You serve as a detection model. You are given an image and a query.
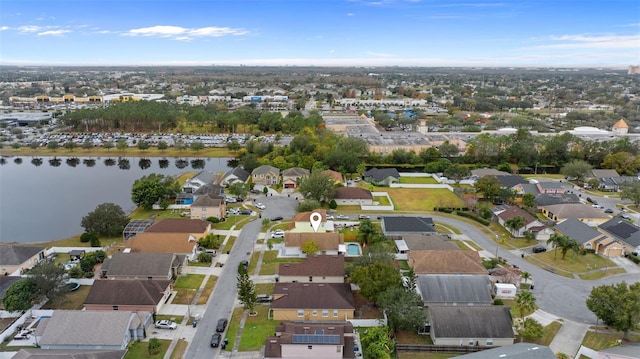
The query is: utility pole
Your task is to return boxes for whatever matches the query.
[495,235,500,259]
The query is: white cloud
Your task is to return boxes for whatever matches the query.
[365,51,395,57]
[18,25,41,33]
[347,12,355,16]
[530,34,640,50]
[37,29,70,36]
[0,26,9,31]
[124,25,248,40]
[329,50,335,54]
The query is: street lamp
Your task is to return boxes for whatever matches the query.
[495,235,500,259]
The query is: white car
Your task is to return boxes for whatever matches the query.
[271,230,285,238]
[155,320,177,330]
[255,203,266,210]
[326,215,335,220]
[336,214,349,220]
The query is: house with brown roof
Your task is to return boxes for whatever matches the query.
[541,203,610,226]
[333,187,373,206]
[126,232,200,261]
[289,209,331,233]
[270,283,355,321]
[408,251,486,275]
[84,279,172,312]
[100,253,182,280]
[394,233,458,254]
[145,218,211,236]
[322,169,344,184]
[282,167,310,189]
[496,206,553,240]
[264,321,355,359]
[427,306,514,347]
[612,118,629,135]
[277,255,345,283]
[190,194,226,220]
[283,232,345,256]
[0,245,46,275]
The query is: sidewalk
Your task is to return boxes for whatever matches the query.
[549,318,589,357]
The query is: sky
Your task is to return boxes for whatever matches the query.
[1,0,639,67]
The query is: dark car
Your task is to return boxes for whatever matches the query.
[216,318,228,332]
[492,198,504,205]
[257,294,274,303]
[211,333,222,347]
[604,208,614,213]
[532,246,547,253]
[270,216,283,221]
[240,209,252,215]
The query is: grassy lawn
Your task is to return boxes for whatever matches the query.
[41,285,91,310]
[34,235,120,248]
[238,308,279,351]
[504,238,539,249]
[398,260,410,270]
[155,314,183,324]
[337,205,362,212]
[174,274,205,289]
[221,236,237,255]
[381,188,465,211]
[396,330,433,344]
[214,215,244,230]
[434,222,462,235]
[531,252,617,274]
[399,176,438,184]
[398,353,460,359]
[224,307,245,351]
[187,260,212,267]
[501,299,536,319]
[374,196,391,206]
[463,240,483,251]
[530,321,563,346]
[170,339,188,359]
[196,275,218,305]
[581,330,640,350]
[578,268,627,280]
[124,339,171,359]
[129,207,184,220]
[259,250,303,275]
[255,283,275,294]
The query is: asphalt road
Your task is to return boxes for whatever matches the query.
[185,196,297,359]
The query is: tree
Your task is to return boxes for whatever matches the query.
[586,282,640,340]
[190,141,205,152]
[102,140,114,150]
[131,173,180,210]
[80,232,98,243]
[324,137,369,173]
[137,140,150,151]
[298,170,336,203]
[227,140,242,152]
[29,260,68,302]
[199,233,223,249]
[301,240,320,256]
[81,203,129,237]
[620,181,640,207]
[377,286,425,332]
[505,216,526,237]
[64,141,77,151]
[237,263,257,313]
[517,317,543,342]
[2,278,38,312]
[357,219,385,246]
[296,199,321,212]
[444,163,470,184]
[514,290,536,324]
[560,160,592,182]
[602,152,640,175]
[521,271,531,285]
[47,141,59,151]
[82,139,93,151]
[227,182,249,199]
[474,176,502,200]
[522,193,536,208]
[157,140,168,151]
[360,326,394,359]
[351,261,402,303]
[116,138,128,152]
[329,199,338,210]
[148,338,161,355]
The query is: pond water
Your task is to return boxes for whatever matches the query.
[0,156,232,243]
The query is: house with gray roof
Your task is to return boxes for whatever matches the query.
[264,321,355,359]
[252,165,280,187]
[221,167,250,186]
[554,218,624,257]
[427,306,514,347]
[417,275,492,307]
[599,218,640,255]
[13,348,127,359]
[183,170,216,193]
[36,310,150,350]
[282,167,309,189]
[394,233,458,254]
[470,168,511,178]
[534,193,581,207]
[597,342,640,359]
[598,176,639,192]
[0,245,45,275]
[455,343,556,359]
[363,168,400,186]
[381,216,435,238]
[100,253,182,280]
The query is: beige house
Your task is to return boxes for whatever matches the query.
[554,218,625,257]
[252,165,280,187]
[541,203,610,226]
[270,283,354,321]
[289,210,331,233]
[283,232,344,255]
[277,255,345,283]
[264,321,355,359]
[333,187,373,206]
[84,279,172,313]
[282,167,309,189]
[190,194,226,220]
[409,250,487,275]
[127,232,200,261]
[0,245,46,275]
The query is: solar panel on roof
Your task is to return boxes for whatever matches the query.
[291,334,340,345]
[609,222,637,239]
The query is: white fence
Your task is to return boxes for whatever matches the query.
[361,192,394,211]
[0,308,53,343]
[348,318,387,327]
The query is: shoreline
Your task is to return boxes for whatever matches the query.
[0,147,235,158]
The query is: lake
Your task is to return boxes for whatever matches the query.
[0,156,233,243]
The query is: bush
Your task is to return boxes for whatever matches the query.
[148,338,161,355]
[68,266,83,278]
[456,211,490,225]
[329,200,338,210]
[84,271,94,278]
[493,298,504,305]
[90,237,101,247]
[627,254,640,264]
[80,232,97,243]
[297,199,321,212]
[198,252,213,263]
[207,217,220,223]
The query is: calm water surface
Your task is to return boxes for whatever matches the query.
[0,156,232,243]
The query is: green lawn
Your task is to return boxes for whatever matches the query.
[578,268,627,280]
[434,222,462,235]
[214,215,250,230]
[399,176,438,184]
[174,274,205,289]
[196,275,218,305]
[224,307,245,351]
[530,252,617,274]
[41,285,91,310]
[501,299,536,319]
[124,339,171,359]
[380,188,465,211]
[237,309,279,351]
[169,339,188,359]
[221,236,237,254]
[255,283,275,294]
[259,250,303,275]
[374,196,391,206]
[129,207,184,220]
[581,331,640,350]
[531,321,563,346]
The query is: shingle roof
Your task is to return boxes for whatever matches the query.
[13,348,127,359]
[542,203,610,219]
[278,255,345,278]
[282,167,310,177]
[252,165,280,175]
[85,279,171,306]
[470,168,511,177]
[322,170,344,183]
[409,251,486,274]
[382,216,435,234]
[265,321,354,359]
[0,245,44,266]
[284,232,344,251]
[495,175,528,188]
[589,169,620,178]
[613,118,629,129]
[38,310,134,347]
[417,275,492,304]
[189,170,215,184]
[455,343,556,359]
[401,234,459,251]
[101,253,177,277]
[223,167,250,182]
[363,168,400,182]
[145,218,210,233]
[554,218,604,245]
[193,184,225,197]
[535,193,581,206]
[599,218,640,247]
[272,283,354,310]
[429,306,514,339]
[333,187,373,200]
[497,206,538,225]
[128,232,199,254]
[191,194,224,207]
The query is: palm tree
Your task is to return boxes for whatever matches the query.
[505,216,526,237]
[546,233,569,259]
[561,238,581,260]
[514,290,536,325]
[521,271,531,285]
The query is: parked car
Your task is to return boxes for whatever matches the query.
[270,216,283,221]
[211,333,222,347]
[620,212,632,220]
[155,320,177,330]
[270,230,285,238]
[240,209,252,215]
[216,318,228,332]
[240,260,249,268]
[532,246,547,253]
[358,214,370,220]
[257,294,274,303]
[336,214,349,220]
[255,203,266,210]
[604,208,614,213]
[326,215,335,220]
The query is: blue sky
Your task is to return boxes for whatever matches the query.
[1,0,639,67]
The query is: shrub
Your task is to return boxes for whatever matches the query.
[329,200,338,210]
[493,298,504,305]
[90,237,101,247]
[207,217,221,224]
[456,211,490,225]
[84,271,94,278]
[198,252,213,263]
[627,254,640,264]
[79,232,97,243]
[148,338,161,355]
[68,266,83,278]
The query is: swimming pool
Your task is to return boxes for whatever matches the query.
[347,243,361,256]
